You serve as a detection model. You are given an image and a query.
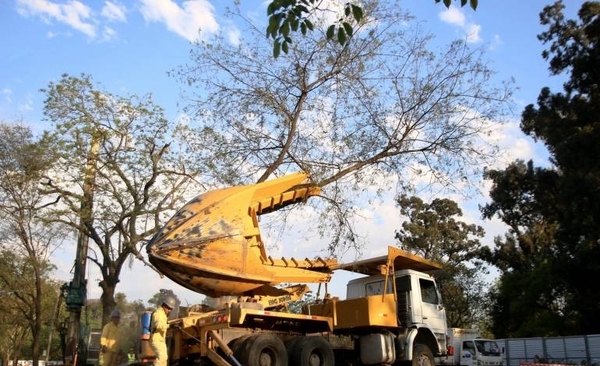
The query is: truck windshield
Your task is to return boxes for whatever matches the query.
[474,340,501,356]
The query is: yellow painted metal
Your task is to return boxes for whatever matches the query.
[228,304,334,333]
[308,247,442,330]
[308,293,399,329]
[147,172,338,297]
[333,246,442,274]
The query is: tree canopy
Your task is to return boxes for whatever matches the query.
[266,0,478,57]
[0,122,64,366]
[481,1,600,336]
[37,74,204,324]
[176,0,512,255]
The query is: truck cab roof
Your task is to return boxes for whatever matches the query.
[333,246,442,275]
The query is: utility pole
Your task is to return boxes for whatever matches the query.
[63,133,101,366]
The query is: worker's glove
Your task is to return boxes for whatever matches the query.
[101,346,107,353]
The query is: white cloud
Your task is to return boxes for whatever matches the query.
[14,0,220,43]
[101,26,118,41]
[439,6,465,27]
[489,34,503,51]
[487,117,545,166]
[101,1,127,23]
[438,6,482,44]
[226,25,241,46]
[19,93,34,113]
[16,0,97,38]
[465,23,481,43]
[139,0,219,43]
[2,88,13,104]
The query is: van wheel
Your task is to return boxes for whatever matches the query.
[290,337,334,366]
[412,344,435,366]
[236,334,288,366]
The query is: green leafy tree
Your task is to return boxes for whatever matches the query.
[37,74,204,325]
[481,1,600,336]
[481,161,568,337]
[266,0,478,57]
[0,298,28,366]
[395,195,489,329]
[176,0,513,255]
[0,122,65,366]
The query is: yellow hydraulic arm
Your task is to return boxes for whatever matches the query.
[147,172,338,298]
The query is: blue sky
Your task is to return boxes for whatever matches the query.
[0,0,586,304]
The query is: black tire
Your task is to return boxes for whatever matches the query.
[290,337,334,366]
[285,337,303,358]
[230,335,252,354]
[286,337,311,366]
[411,344,435,366]
[236,334,288,366]
[229,335,252,365]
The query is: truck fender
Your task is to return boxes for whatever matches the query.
[399,328,420,362]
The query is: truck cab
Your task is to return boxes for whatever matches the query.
[307,246,449,365]
[453,338,503,366]
[438,328,503,366]
[346,268,447,338]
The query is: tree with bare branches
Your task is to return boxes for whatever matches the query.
[175,0,513,255]
[38,74,205,324]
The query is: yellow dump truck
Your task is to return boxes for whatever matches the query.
[142,172,451,366]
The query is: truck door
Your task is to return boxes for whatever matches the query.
[416,277,447,338]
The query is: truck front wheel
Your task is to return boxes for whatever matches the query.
[235,334,288,366]
[412,344,435,366]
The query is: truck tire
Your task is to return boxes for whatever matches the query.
[290,337,334,366]
[236,334,288,366]
[412,344,435,366]
[285,338,302,357]
[230,335,252,354]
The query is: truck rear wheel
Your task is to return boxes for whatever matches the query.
[290,337,334,366]
[235,334,288,366]
[230,335,252,354]
[412,344,435,366]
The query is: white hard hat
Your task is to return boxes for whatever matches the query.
[111,309,121,318]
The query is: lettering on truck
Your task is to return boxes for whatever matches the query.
[267,294,292,306]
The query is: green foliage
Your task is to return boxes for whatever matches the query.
[481,1,600,336]
[38,73,203,324]
[0,250,63,362]
[435,0,478,11]
[267,0,475,57]
[0,121,65,364]
[267,0,362,57]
